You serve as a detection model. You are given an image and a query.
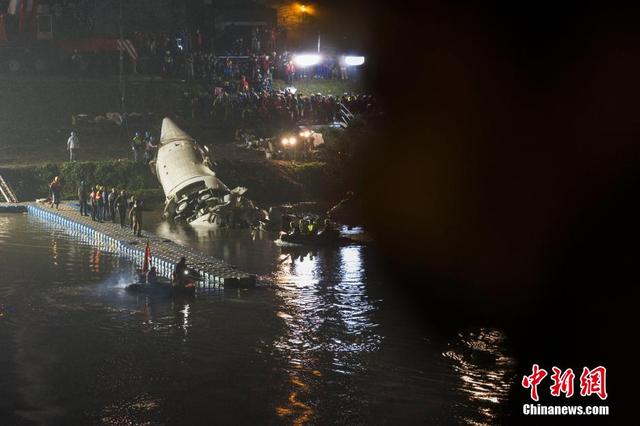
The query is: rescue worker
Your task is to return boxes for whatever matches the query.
[108,188,117,223]
[89,186,97,220]
[143,131,158,163]
[95,185,103,222]
[147,266,158,285]
[317,219,339,241]
[129,199,143,237]
[173,257,188,287]
[67,131,79,161]
[78,180,88,216]
[131,132,144,163]
[288,221,301,236]
[299,219,310,235]
[49,176,62,209]
[101,186,109,221]
[115,190,128,228]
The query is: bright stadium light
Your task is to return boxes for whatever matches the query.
[293,53,322,67]
[343,56,365,66]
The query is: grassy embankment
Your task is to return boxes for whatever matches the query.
[0,77,363,166]
[0,77,361,205]
[0,159,341,207]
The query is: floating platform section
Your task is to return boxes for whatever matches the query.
[25,202,256,287]
[0,203,27,213]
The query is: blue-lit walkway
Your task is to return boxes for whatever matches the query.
[2,202,255,287]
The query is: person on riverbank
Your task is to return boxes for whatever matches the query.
[115,190,128,228]
[131,132,144,163]
[78,180,88,216]
[108,188,117,223]
[66,131,79,162]
[101,186,109,221]
[49,176,62,209]
[95,186,104,222]
[89,186,97,220]
[129,200,143,237]
[144,131,158,164]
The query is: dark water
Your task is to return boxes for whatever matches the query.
[0,213,515,425]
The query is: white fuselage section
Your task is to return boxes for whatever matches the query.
[156,139,217,200]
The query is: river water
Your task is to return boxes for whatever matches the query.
[0,212,515,425]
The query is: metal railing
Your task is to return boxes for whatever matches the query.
[0,175,19,203]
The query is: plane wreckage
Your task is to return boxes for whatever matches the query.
[152,118,267,228]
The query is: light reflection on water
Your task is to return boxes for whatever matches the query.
[271,246,383,423]
[443,329,516,425]
[0,212,516,424]
[100,394,161,426]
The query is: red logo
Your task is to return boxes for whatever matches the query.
[579,366,608,400]
[550,367,575,398]
[522,364,548,401]
[522,365,607,401]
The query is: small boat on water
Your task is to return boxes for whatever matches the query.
[276,231,362,247]
[126,279,196,297]
[124,240,199,296]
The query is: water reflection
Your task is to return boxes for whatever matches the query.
[91,248,101,273]
[273,246,382,424]
[151,215,278,276]
[1,212,518,424]
[100,394,161,425]
[180,303,191,337]
[50,238,59,266]
[443,328,516,425]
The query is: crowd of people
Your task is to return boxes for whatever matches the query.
[135,47,354,86]
[48,176,194,288]
[72,180,144,236]
[130,27,323,84]
[183,89,377,130]
[5,0,362,86]
[131,32,354,86]
[49,176,143,236]
[65,22,356,86]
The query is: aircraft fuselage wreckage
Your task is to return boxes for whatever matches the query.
[152,118,266,228]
